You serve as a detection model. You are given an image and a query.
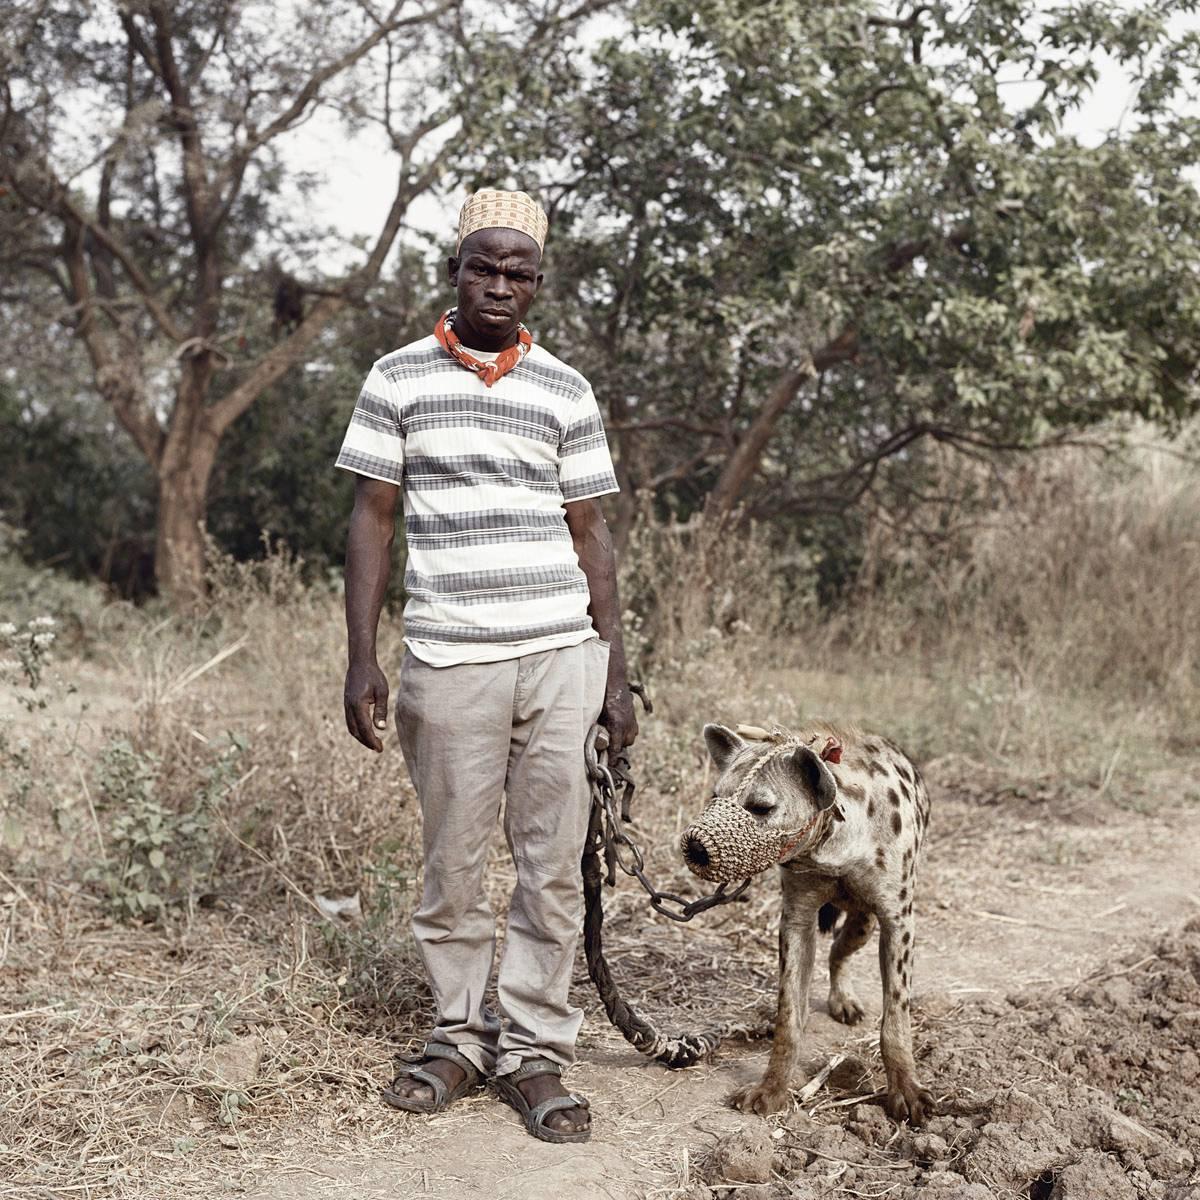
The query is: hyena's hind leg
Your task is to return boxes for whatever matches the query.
[827,906,876,1025]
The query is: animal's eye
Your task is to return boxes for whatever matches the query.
[746,800,775,817]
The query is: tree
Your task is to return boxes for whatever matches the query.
[476,0,1200,535]
[1,0,612,602]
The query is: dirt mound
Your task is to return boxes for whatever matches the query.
[691,917,1200,1200]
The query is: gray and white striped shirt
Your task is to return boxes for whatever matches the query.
[335,334,619,665]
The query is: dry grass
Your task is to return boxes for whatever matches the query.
[838,434,1200,763]
[1,432,1197,1196]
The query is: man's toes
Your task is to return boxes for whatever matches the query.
[545,1106,588,1132]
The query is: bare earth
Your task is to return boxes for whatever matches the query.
[235,764,1200,1200]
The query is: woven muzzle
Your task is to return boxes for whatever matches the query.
[681,799,809,883]
[680,728,840,882]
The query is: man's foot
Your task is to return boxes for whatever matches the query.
[381,1045,481,1114]
[388,1057,467,1106]
[492,1059,592,1142]
[513,1071,590,1136]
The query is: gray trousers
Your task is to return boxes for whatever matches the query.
[395,638,609,1077]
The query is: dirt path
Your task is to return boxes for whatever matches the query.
[241,777,1200,1200]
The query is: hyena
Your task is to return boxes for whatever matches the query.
[681,722,934,1124]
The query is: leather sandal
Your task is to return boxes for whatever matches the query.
[381,1043,482,1114]
[492,1058,592,1144]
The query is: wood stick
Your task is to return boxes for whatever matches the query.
[795,1053,844,1103]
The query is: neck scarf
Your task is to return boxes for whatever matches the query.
[434,308,532,387]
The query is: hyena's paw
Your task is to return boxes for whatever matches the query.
[884,1075,935,1126]
[728,1078,791,1117]
[827,987,865,1025]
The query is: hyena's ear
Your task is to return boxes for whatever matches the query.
[782,745,839,810]
[703,723,746,770]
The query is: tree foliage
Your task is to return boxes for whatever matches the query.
[0,0,612,601]
[475,0,1200,525]
[3,0,1200,599]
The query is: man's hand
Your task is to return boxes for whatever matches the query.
[344,659,390,752]
[601,683,639,756]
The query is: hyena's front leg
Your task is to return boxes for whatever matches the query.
[730,878,821,1116]
[876,904,934,1125]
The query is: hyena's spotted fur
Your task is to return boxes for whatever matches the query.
[701,722,934,1124]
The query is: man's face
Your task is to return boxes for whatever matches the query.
[448,228,543,349]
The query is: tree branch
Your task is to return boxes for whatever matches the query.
[63,194,185,343]
[707,216,976,518]
[608,416,723,436]
[708,326,860,517]
[143,2,214,244]
[210,0,458,233]
[62,226,164,467]
[207,145,451,437]
[0,102,186,344]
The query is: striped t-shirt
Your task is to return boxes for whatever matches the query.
[335,334,619,666]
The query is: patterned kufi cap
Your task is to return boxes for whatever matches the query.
[457,188,549,254]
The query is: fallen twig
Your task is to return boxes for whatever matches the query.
[621,1076,686,1118]
[794,1053,844,1103]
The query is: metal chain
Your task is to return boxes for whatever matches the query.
[584,687,753,924]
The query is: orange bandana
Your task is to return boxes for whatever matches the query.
[434,308,532,387]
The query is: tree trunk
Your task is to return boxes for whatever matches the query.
[608,419,639,556]
[707,362,816,519]
[707,328,860,519]
[155,407,218,606]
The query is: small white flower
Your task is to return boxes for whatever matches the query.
[30,616,57,628]
[32,632,55,649]
[0,658,21,672]
[0,622,16,638]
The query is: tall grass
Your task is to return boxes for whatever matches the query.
[849,441,1199,714]
[616,434,1200,782]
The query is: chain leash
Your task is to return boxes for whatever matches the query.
[584,685,752,923]
[580,680,769,1068]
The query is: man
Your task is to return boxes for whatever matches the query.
[336,188,637,1144]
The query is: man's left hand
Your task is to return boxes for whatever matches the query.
[601,683,639,755]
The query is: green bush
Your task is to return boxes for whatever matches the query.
[90,736,247,920]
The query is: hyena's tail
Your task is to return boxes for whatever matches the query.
[818,902,840,933]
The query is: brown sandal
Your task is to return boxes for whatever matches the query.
[492,1058,591,1144]
[382,1043,482,1114]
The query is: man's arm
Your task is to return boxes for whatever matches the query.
[564,498,638,753]
[344,475,400,753]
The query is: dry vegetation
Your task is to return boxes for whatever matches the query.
[1,436,1198,1198]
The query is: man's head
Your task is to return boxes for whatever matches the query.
[447,189,547,350]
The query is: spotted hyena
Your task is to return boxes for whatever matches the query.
[682,723,934,1124]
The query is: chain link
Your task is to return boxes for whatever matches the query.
[584,691,753,924]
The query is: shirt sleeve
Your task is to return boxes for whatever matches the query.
[334,361,405,484]
[558,385,619,502]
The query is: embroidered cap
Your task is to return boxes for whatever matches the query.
[457,188,549,254]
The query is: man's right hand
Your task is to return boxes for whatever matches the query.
[344,660,390,752]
